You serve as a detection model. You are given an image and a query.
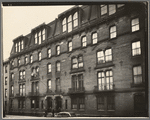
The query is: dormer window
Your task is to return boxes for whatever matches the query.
[15,39,24,53]
[62,18,67,32]
[62,12,78,33]
[73,12,78,27]
[38,31,41,44]
[34,29,46,44]
[68,15,72,32]
[42,29,45,41]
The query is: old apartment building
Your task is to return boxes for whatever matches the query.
[6,3,148,117]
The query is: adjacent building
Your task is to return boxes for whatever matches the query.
[6,3,148,117]
[3,59,10,114]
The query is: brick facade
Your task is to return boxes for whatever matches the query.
[6,3,148,117]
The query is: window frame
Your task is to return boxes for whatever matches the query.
[68,41,72,52]
[131,18,140,32]
[47,48,51,58]
[71,55,84,69]
[38,52,42,61]
[56,61,60,72]
[81,36,87,47]
[131,41,141,56]
[92,32,98,44]
[30,55,33,63]
[56,45,60,56]
[110,25,117,39]
[47,63,52,73]
[132,65,143,84]
[47,79,52,90]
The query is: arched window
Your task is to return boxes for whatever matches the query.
[62,18,66,32]
[68,15,72,32]
[48,48,51,58]
[73,12,78,27]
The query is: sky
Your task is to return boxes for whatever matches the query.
[2,5,74,61]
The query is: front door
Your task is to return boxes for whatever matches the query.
[47,97,52,112]
[55,96,62,112]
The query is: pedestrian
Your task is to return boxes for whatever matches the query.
[52,109,55,117]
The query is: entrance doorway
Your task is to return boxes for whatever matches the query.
[47,97,52,112]
[55,96,62,112]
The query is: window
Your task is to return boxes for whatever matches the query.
[48,48,51,58]
[11,60,14,67]
[19,71,23,80]
[42,29,45,41]
[25,57,27,64]
[38,52,41,61]
[98,70,113,90]
[109,5,116,15]
[79,97,85,110]
[72,98,77,109]
[71,97,85,110]
[32,82,39,94]
[81,36,87,47]
[73,12,78,27]
[72,55,83,69]
[56,45,60,55]
[36,99,39,108]
[31,67,39,78]
[132,41,141,56]
[107,96,115,110]
[117,4,125,8]
[56,61,60,72]
[101,5,107,15]
[68,15,72,32]
[92,32,98,44]
[23,70,25,79]
[10,100,13,109]
[47,63,51,73]
[18,59,20,66]
[21,40,23,50]
[47,79,51,90]
[31,99,35,108]
[18,100,22,108]
[23,100,25,108]
[11,73,14,81]
[110,26,116,39]
[131,18,139,32]
[30,55,33,63]
[5,65,7,73]
[62,18,67,32]
[133,66,142,84]
[97,96,115,111]
[56,78,61,92]
[97,49,112,64]
[38,31,41,44]
[97,97,104,110]
[65,100,68,109]
[35,33,38,44]
[15,43,18,52]
[5,89,7,98]
[72,74,84,91]
[11,85,14,95]
[68,41,72,52]
[19,84,22,96]
[18,41,21,52]
[5,77,7,85]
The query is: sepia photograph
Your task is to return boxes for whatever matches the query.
[2,2,149,119]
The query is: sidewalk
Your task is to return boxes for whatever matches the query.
[3,115,50,119]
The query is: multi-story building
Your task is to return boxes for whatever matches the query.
[7,3,148,117]
[3,59,10,114]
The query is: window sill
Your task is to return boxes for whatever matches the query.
[70,68,85,74]
[98,110,105,112]
[79,109,85,111]
[95,62,114,70]
[72,109,77,111]
[131,82,145,88]
[107,110,115,112]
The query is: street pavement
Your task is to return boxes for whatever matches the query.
[3,115,50,119]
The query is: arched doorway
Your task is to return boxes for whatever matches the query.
[55,96,62,112]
